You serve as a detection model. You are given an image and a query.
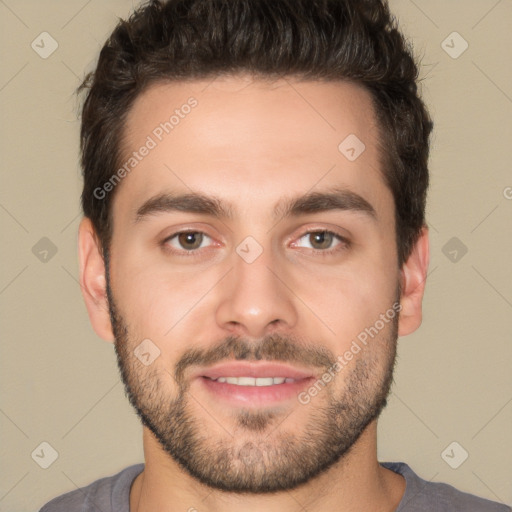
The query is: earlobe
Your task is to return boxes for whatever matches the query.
[398,225,430,337]
[78,217,115,342]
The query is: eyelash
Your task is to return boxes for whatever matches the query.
[161,229,350,258]
[294,229,351,256]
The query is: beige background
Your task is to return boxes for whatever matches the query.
[0,1,511,510]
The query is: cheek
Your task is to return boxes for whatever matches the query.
[112,257,217,338]
[286,252,398,346]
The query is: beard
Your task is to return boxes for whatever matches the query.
[105,261,399,494]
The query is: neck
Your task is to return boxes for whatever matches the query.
[130,422,405,512]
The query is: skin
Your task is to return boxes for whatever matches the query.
[78,75,429,512]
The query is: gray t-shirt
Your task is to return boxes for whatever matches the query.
[39,461,510,511]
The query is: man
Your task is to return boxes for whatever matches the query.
[40,0,509,510]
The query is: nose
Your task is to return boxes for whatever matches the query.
[214,240,299,339]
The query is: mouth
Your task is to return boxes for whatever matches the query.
[205,376,298,386]
[193,361,316,406]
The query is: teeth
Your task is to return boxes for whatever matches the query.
[213,376,295,386]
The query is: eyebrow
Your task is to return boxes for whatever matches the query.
[134,187,377,224]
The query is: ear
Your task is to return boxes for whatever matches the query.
[78,217,115,342]
[398,225,430,337]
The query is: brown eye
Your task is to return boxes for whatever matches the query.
[163,231,213,254]
[308,231,335,250]
[293,230,349,255]
[176,232,204,250]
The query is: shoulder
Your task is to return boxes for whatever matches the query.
[38,463,144,512]
[381,462,511,512]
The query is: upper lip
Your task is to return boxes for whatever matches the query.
[194,362,315,380]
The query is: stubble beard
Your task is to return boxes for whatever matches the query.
[105,265,399,493]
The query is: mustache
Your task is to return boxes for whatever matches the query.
[174,334,336,384]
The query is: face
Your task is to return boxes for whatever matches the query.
[95,76,406,492]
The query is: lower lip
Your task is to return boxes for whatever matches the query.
[198,376,314,407]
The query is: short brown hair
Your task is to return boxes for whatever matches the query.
[78,0,433,266]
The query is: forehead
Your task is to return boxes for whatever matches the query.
[113,76,392,225]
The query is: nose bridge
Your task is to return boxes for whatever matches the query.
[214,236,299,337]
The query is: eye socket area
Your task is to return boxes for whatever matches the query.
[293,230,341,249]
[290,229,350,255]
[162,230,215,254]
[159,225,351,258]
